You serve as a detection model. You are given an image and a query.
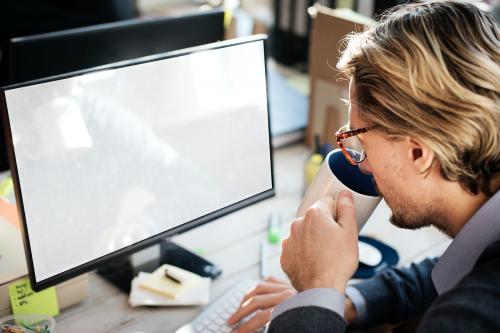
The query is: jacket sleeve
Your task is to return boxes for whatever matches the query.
[267,306,347,333]
[351,258,438,328]
[416,256,500,332]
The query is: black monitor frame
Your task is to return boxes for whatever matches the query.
[6,9,225,85]
[0,35,275,291]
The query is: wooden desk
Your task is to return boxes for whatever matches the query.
[55,144,450,332]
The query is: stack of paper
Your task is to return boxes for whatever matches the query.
[129,265,211,307]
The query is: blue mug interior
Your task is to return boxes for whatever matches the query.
[328,150,378,197]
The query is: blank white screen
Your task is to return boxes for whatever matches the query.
[5,40,272,282]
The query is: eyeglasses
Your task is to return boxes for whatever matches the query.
[335,124,369,165]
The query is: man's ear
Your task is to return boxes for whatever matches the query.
[406,137,434,173]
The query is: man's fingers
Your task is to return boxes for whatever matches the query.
[336,191,358,233]
[234,309,271,333]
[227,293,280,325]
[241,282,291,304]
[227,290,294,325]
[307,196,336,221]
[227,294,273,325]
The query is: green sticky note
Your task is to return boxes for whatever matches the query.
[9,277,59,317]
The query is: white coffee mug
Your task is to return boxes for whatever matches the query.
[297,149,381,230]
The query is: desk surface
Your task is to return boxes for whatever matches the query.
[55,144,450,332]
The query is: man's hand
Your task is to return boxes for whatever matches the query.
[280,191,359,293]
[227,276,296,333]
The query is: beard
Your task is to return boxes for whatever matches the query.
[390,211,434,230]
[373,178,451,235]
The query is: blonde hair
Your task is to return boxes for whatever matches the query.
[338,0,500,196]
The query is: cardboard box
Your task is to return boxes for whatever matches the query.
[306,5,374,147]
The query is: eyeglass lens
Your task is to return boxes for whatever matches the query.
[342,135,366,163]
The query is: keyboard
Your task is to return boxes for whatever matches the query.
[175,279,266,333]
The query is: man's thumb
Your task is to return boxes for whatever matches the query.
[336,191,357,232]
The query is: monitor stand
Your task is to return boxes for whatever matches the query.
[96,239,222,293]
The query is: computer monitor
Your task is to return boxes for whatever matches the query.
[0,35,274,291]
[0,9,225,172]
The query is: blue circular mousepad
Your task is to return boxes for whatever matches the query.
[353,235,400,279]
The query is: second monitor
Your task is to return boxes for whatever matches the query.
[6,9,225,85]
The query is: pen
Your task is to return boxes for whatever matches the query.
[260,240,267,279]
[165,269,183,285]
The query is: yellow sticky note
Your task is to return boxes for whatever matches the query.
[8,277,59,317]
[224,10,233,30]
[0,176,13,198]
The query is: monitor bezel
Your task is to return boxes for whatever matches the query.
[0,35,275,291]
[6,9,225,85]
[9,9,224,44]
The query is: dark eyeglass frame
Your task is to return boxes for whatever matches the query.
[335,125,369,165]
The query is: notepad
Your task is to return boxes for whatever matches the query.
[138,264,203,299]
[130,272,210,307]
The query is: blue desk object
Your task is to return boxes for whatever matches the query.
[354,235,400,279]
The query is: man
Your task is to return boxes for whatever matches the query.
[228,1,500,332]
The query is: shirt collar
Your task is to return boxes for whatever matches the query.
[432,190,500,295]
